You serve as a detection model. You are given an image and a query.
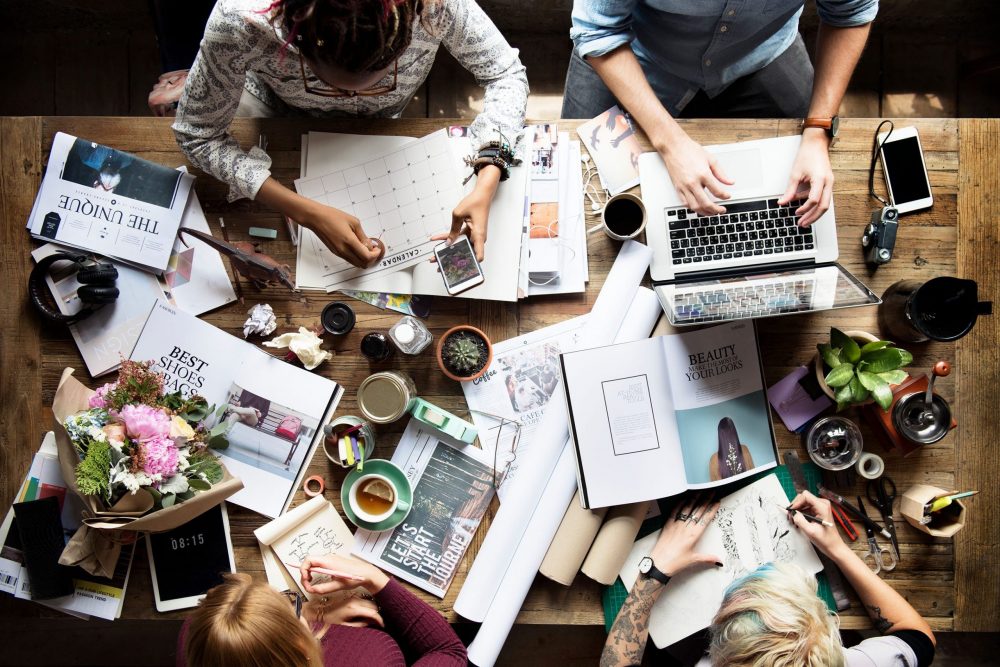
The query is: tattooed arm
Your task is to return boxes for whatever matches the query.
[601,495,723,667]
[788,492,935,644]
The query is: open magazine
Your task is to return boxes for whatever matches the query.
[352,419,495,597]
[26,133,194,273]
[129,301,343,518]
[560,321,777,509]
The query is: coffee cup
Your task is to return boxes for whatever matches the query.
[348,473,410,524]
[601,193,646,240]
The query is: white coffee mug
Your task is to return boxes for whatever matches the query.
[349,473,401,523]
[601,193,647,240]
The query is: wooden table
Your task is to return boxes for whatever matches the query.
[0,117,996,634]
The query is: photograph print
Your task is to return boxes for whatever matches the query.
[496,342,563,413]
[62,138,184,208]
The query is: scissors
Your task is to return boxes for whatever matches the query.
[858,496,897,574]
[867,476,900,562]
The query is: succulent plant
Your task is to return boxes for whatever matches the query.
[818,328,912,412]
[442,333,486,374]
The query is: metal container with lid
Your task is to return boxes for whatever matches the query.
[357,371,417,424]
[805,416,863,471]
[892,392,952,445]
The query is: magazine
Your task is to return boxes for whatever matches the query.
[26,132,194,273]
[577,106,642,195]
[560,321,778,509]
[129,301,343,518]
[352,419,496,598]
[0,432,135,620]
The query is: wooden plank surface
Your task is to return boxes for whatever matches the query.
[954,118,1000,631]
[0,117,987,634]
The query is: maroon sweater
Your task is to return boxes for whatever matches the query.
[177,579,467,666]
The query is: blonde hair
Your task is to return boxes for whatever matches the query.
[185,573,323,667]
[708,563,844,667]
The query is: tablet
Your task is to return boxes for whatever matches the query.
[146,503,236,612]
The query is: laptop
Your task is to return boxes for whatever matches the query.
[639,135,880,325]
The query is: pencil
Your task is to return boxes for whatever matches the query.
[284,562,365,582]
[780,504,835,527]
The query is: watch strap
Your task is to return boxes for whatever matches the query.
[802,117,833,130]
[642,559,672,585]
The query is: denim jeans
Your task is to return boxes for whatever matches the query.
[560,33,814,120]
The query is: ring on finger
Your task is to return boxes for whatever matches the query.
[676,512,691,521]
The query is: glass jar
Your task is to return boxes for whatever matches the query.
[360,331,394,362]
[357,371,417,424]
[389,316,433,355]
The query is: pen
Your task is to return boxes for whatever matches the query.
[779,504,835,527]
[925,490,977,514]
[284,562,365,582]
[818,486,892,540]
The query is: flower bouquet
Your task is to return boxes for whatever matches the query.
[53,363,243,578]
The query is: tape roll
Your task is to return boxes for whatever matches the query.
[303,475,326,497]
[856,452,885,480]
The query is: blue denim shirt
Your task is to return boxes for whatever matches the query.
[571,0,878,111]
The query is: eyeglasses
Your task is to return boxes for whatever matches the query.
[299,53,398,98]
[282,590,304,618]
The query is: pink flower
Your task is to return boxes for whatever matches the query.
[88,383,116,409]
[119,404,171,442]
[140,435,180,479]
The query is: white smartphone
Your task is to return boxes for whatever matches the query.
[146,503,235,612]
[878,125,933,214]
[434,236,485,294]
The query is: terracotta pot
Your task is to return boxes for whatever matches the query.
[813,330,879,401]
[436,325,493,382]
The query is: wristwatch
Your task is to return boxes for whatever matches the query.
[638,557,671,585]
[802,116,840,139]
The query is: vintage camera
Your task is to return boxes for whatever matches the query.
[862,206,898,266]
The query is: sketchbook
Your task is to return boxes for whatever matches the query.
[560,321,778,509]
[26,132,194,273]
[619,475,823,648]
[254,494,355,599]
[130,301,343,518]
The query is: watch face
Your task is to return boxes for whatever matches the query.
[830,116,840,137]
[638,557,652,574]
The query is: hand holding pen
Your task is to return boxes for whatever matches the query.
[786,491,848,558]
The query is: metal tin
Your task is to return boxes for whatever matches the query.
[322,415,375,467]
[805,416,863,471]
[357,371,417,424]
[892,392,952,445]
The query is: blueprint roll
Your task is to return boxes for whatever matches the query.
[454,241,654,625]
[539,491,608,586]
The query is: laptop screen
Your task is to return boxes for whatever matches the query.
[656,264,881,326]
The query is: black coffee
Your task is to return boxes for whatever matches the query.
[604,197,644,237]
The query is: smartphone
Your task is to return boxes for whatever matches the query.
[878,126,933,214]
[433,236,485,294]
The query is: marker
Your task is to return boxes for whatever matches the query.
[778,504,835,527]
[284,562,365,582]
[925,490,978,514]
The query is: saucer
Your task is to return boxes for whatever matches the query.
[341,459,413,532]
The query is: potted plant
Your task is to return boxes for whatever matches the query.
[436,325,493,382]
[815,328,912,412]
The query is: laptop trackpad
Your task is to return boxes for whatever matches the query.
[713,148,764,197]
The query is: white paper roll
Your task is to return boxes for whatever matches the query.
[454,241,654,625]
[856,452,885,480]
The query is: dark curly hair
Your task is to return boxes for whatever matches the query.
[267,0,424,73]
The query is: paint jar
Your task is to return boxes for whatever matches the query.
[323,415,375,468]
[389,316,433,355]
[805,416,863,471]
[361,331,394,362]
[357,371,417,424]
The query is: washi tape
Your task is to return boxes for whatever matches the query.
[856,452,885,480]
[303,475,326,497]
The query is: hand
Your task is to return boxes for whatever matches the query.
[299,554,390,596]
[779,129,834,227]
[659,131,734,215]
[431,165,500,262]
[650,494,723,576]
[303,204,384,268]
[304,591,384,629]
[787,490,848,558]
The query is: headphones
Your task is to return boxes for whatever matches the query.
[29,252,119,324]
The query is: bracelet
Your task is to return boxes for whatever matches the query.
[473,156,510,181]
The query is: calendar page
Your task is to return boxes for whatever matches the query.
[294,130,462,289]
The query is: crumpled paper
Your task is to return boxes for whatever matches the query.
[244,303,277,338]
[263,327,333,370]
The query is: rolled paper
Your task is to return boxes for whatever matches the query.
[581,501,653,585]
[539,491,608,586]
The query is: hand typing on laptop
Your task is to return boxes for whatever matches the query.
[779,128,835,227]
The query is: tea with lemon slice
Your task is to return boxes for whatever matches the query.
[357,478,395,516]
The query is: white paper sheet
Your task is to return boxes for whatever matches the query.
[455,241,654,665]
[618,475,823,648]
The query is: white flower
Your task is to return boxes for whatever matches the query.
[176,449,191,472]
[87,425,108,443]
[159,474,190,495]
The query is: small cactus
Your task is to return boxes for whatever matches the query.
[438,327,491,380]
[443,335,482,373]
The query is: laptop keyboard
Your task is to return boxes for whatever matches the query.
[673,278,816,324]
[667,198,813,266]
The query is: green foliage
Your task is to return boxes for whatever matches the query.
[187,450,224,484]
[75,439,112,501]
[104,359,164,411]
[442,332,487,374]
[818,328,912,412]
[162,392,212,423]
